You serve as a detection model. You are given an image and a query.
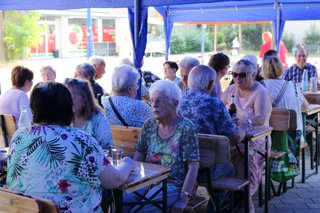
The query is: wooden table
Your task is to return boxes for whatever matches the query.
[244,126,273,213]
[301,104,320,183]
[113,161,171,213]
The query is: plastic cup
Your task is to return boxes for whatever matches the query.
[104,149,113,164]
[111,146,123,166]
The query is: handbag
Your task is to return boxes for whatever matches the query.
[108,97,129,127]
[270,131,300,182]
[272,81,289,107]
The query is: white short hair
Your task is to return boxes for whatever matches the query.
[149,80,181,103]
[188,65,216,90]
[112,65,140,92]
[119,58,134,67]
[242,54,258,68]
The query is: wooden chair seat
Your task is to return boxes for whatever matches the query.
[212,177,249,191]
[185,196,207,212]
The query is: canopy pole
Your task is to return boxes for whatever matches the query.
[201,24,205,64]
[214,24,217,52]
[86,8,92,59]
[134,0,140,52]
[276,0,280,51]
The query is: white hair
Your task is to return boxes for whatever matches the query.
[119,58,134,67]
[179,57,200,72]
[188,65,216,90]
[233,59,256,74]
[149,80,181,103]
[242,54,258,68]
[88,56,105,66]
[112,65,140,92]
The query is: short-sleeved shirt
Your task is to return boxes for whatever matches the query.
[92,81,104,99]
[102,96,152,127]
[135,117,200,188]
[283,63,318,83]
[6,125,109,213]
[178,89,238,137]
[81,111,113,149]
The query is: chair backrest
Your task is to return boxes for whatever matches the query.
[111,125,140,157]
[198,133,231,168]
[269,108,297,131]
[304,93,320,104]
[111,125,231,169]
[0,187,59,213]
[0,114,16,148]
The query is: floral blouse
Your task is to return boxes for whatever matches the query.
[6,125,109,213]
[135,117,200,188]
[178,89,238,137]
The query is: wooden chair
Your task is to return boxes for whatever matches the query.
[0,187,59,213]
[0,114,16,148]
[261,108,297,202]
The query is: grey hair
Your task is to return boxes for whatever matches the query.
[179,57,200,72]
[119,58,134,67]
[88,56,105,66]
[188,65,216,90]
[242,54,258,68]
[149,80,181,103]
[40,65,56,76]
[233,59,256,74]
[112,65,140,92]
[79,63,96,83]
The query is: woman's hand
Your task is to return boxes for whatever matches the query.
[171,198,187,213]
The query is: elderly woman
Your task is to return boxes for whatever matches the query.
[208,53,230,98]
[74,63,104,99]
[176,57,200,94]
[262,56,308,132]
[124,80,199,212]
[102,65,152,127]
[6,82,133,212]
[40,65,56,83]
[64,78,113,149]
[221,59,272,212]
[0,66,33,125]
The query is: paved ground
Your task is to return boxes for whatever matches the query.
[193,147,320,213]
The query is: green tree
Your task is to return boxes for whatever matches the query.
[304,22,320,44]
[4,11,44,60]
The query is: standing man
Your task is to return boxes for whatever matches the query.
[259,31,288,68]
[176,56,200,94]
[88,56,106,80]
[283,47,318,83]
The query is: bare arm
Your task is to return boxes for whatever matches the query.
[171,161,199,212]
[99,157,134,189]
[252,90,272,126]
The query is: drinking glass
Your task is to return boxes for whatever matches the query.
[111,145,123,166]
[104,149,113,164]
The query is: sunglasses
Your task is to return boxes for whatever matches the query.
[231,72,248,79]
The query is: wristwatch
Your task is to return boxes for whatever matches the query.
[181,190,192,199]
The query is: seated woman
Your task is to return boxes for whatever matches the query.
[163,61,180,83]
[208,52,230,98]
[40,65,56,83]
[221,59,272,213]
[6,82,133,212]
[102,65,152,127]
[64,78,113,149]
[262,56,309,135]
[124,80,200,213]
[0,66,33,126]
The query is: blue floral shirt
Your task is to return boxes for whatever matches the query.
[102,96,152,127]
[6,125,109,213]
[178,89,238,137]
[283,63,318,83]
[135,117,200,188]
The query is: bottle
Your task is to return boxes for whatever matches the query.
[229,95,237,118]
[18,105,31,129]
[301,69,309,92]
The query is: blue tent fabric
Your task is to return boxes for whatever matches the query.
[128,7,148,99]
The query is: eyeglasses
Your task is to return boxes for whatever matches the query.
[231,72,248,79]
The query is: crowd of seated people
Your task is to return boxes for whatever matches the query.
[0,47,317,213]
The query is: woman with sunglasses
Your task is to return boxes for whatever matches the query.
[64,78,113,149]
[221,59,272,213]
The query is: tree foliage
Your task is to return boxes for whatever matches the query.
[304,22,320,45]
[4,11,44,60]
